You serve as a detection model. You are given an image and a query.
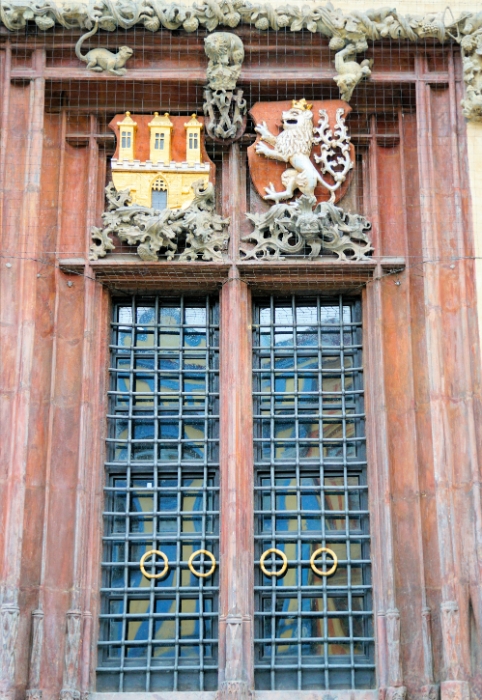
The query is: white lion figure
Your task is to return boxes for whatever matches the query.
[254,99,324,203]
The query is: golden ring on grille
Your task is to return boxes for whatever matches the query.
[260,548,288,577]
[140,549,169,580]
[310,547,338,577]
[188,549,216,578]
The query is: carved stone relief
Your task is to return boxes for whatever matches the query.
[75,22,133,75]
[333,43,373,102]
[460,30,482,121]
[203,32,247,141]
[1,1,481,119]
[0,604,20,695]
[242,194,373,261]
[90,180,229,262]
[243,99,373,261]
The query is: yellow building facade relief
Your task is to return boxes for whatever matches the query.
[111,112,210,211]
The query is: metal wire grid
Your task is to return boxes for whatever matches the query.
[97,295,219,692]
[252,295,374,691]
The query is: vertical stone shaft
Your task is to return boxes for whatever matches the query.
[364,115,405,698]
[218,144,254,700]
[415,54,471,700]
[60,116,102,700]
[0,48,45,700]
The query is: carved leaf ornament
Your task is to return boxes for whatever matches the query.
[242,99,373,261]
[1,1,481,119]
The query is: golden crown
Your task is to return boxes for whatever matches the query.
[291,98,312,111]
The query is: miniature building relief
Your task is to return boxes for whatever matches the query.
[242,99,373,261]
[90,111,229,262]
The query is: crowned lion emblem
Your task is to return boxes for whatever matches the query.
[250,98,354,204]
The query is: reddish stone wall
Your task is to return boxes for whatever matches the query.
[0,29,481,700]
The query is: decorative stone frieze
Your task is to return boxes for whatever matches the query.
[90,180,230,262]
[1,1,481,118]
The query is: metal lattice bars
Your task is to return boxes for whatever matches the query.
[252,296,375,691]
[97,296,220,692]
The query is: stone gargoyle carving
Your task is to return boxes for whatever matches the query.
[203,32,247,141]
[89,180,230,262]
[332,42,373,102]
[254,99,353,204]
[75,22,133,75]
[241,194,373,261]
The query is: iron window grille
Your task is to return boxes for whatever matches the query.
[252,296,374,691]
[97,296,220,692]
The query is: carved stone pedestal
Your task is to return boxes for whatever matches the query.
[421,683,440,700]
[385,686,407,700]
[440,681,470,700]
[218,680,253,700]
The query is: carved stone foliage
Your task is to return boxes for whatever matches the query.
[0,1,459,39]
[90,180,230,262]
[241,194,373,261]
[460,30,482,121]
[203,32,247,141]
[2,1,481,118]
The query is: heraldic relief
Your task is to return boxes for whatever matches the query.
[91,100,373,263]
[89,111,229,262]
[241,98,373,260]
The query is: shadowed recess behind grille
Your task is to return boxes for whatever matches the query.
[253,295,374,691]
[97,296,220,692]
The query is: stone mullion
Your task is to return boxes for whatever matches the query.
[218,143,254,700]
[60,117,108,700]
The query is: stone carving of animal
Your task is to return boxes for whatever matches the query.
[254,99,323,203]
[333,43,373,102]
[75,23,133,76]
[204,32,245,90]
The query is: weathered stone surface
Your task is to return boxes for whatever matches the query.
[90,180,230,262]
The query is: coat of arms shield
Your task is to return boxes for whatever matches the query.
[248,99,355,205]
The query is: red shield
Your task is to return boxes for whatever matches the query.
[248,99,355,205]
